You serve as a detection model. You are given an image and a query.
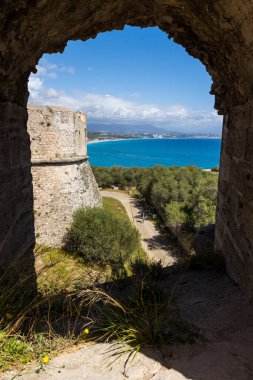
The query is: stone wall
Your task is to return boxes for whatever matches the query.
[28,105,101,246]
[0,102,36,292]
[215,103,253,298]
[2,1,253,297]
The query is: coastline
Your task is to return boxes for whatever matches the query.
[87,137,221,145]
[87,138,140,144]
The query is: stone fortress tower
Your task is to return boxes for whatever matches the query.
[27,105,101,246]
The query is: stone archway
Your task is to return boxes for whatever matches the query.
[1,1,253,296]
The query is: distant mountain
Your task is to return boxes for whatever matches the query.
[88,123,179,135]
[87,122,220,137]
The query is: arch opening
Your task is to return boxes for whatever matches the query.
[1,1,253,297]
[27,25,222,254]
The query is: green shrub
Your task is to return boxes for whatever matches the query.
[63,207,140,273]
[92,166,144,189]
[165,201,187,231]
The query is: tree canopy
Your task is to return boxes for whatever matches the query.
[92,165,218,231]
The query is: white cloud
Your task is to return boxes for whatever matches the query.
[29,77,43,91]
[28,73,222,133]
[46,72,58,79]
[59,65,75,74]
[35,59,75,79]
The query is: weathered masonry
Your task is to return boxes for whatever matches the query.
[28,105,101,246]
[2,1,253,297]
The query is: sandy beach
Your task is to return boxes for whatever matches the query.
[87,138,140,144]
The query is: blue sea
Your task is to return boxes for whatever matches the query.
[87,138,221,169]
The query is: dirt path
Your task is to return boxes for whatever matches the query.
[101,190,181,266]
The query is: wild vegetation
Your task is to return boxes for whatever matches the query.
[92,166,144,189]
[92,165,218,232]
[0,169,220,373]
[0,250,197,373]
[63,205,140,277]
[1,197,186,373]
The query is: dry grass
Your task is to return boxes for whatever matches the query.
[0,246,199,373]
[0,245,108,372]
[102,196,127,216]
[35,245,112,294]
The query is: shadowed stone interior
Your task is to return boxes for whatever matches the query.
[1,1,253,296]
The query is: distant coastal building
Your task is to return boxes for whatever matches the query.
[28,104,101,246]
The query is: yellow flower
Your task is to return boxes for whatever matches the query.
[43,356,49,364]
[84,328,89,335]
[5,313,13,320]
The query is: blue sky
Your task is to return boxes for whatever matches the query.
[29,26,222,134]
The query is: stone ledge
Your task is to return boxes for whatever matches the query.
[31,156,88,166]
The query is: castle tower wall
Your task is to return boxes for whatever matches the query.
[27,105,101,246]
